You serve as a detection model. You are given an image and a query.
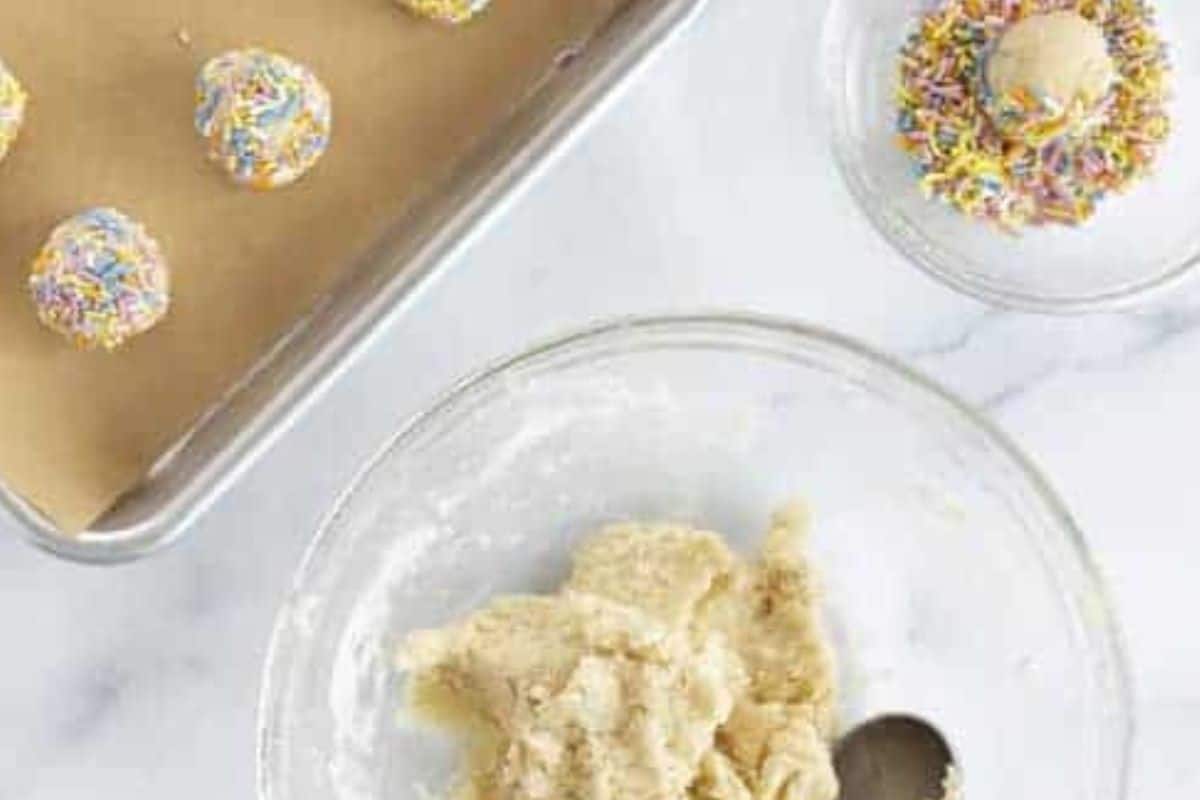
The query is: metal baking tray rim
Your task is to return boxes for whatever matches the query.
[2,0,707,564]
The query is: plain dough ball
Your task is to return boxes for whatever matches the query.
[986,11,1115,113]
[194,48,332,189]
[28,208,170,350]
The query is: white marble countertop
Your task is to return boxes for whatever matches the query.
[2,0,1197,797]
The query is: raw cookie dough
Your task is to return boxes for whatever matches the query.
[398,508,839,800]
[28,208,170,350]
[397,0,492,24]
[0,58,26,163]
[985,10,1116,140]
[194,48,331,189]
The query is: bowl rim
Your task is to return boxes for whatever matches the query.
[256,311,1133,799]
[818,0,1200,315]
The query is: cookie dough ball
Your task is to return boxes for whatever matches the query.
[195,48,331,189]
[0,59,27,163]
[396,0,491,24]
[985,10,1115,140]
[29,208,170,350]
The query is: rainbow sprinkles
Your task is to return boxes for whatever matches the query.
[28,208,171,351]
[195,48,332,190]
[0,59,26,164]
[895,0,1171,231]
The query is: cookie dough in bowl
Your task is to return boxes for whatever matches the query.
[258,316,1129,800]
[398,511,838,800]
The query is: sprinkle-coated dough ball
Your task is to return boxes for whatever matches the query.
[195,48,331,189]
[29,208,170,351]
[0,58,27,163]
[397,0,491,24]
[985,10,1115,141]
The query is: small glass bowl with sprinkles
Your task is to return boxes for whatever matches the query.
[821,0,1200,312]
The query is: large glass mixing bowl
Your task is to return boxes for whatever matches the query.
[821,0,1200,312]
[258,315,1130,800]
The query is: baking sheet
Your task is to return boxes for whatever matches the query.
[0,0,626,532]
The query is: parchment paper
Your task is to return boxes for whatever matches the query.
[0,0,625,532]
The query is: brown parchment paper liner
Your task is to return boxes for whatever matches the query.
[0,0,625,533]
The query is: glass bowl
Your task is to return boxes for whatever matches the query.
[820,0,1200,312]
[258,314,1130,800]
